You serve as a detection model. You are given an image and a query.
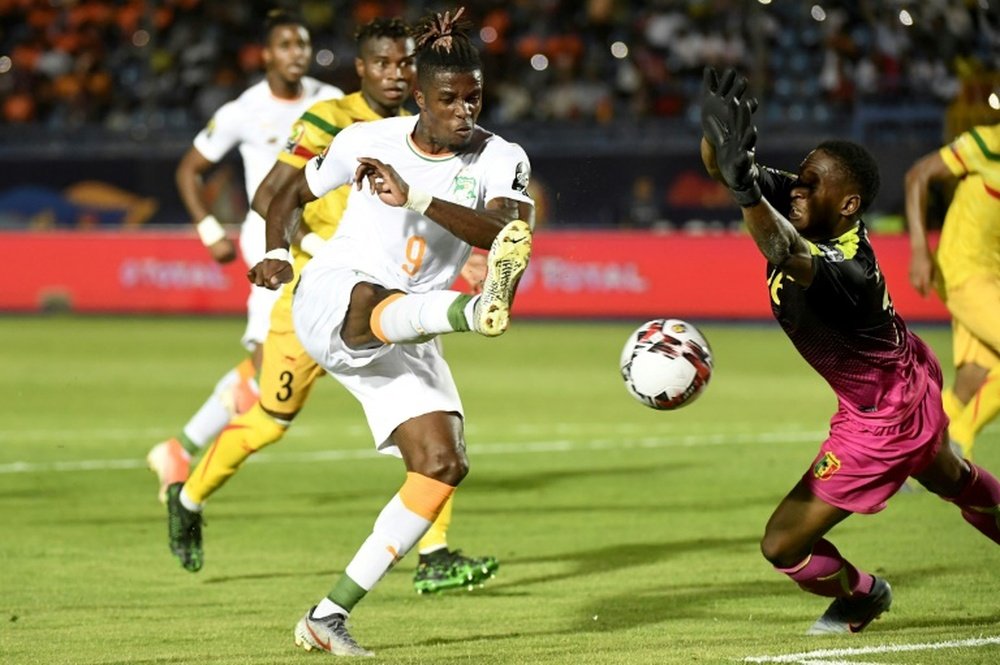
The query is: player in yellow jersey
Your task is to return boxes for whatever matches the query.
[906,121,1000,459]
[146,11,342,503]
[165,17,498,594]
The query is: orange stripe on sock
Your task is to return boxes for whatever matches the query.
[369,293,405,344]
[398,472,455,521]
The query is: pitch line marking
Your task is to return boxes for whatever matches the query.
[0,429,827,474]
[743,634,1000,665]
[0,420,819,443]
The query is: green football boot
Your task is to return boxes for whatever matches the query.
[413,548,499,594]
[166,482,203,572]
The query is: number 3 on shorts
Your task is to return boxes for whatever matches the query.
[402,235,426,276]
[277,370,294,402]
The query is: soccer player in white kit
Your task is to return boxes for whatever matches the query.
[146,10,342,501]
[247,9,534,656]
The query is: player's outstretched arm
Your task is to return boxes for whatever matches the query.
[355,156,534,249]
[904,150,952,297]
[712,99,814,285]
[176,147,237,263]
[700,67,757,184]
[248,169,318,289]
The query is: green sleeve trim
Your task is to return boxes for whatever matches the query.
[302,111,342,138]
[969,128,1000,161]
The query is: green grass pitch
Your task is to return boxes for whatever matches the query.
[1,316,998,664]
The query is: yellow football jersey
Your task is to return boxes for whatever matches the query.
[937,123,1000,287]
[279,92,409,241]
[269,92,409,333]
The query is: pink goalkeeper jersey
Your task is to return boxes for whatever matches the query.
[764,220,933,425]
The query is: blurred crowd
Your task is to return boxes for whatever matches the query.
[1,0,997,130]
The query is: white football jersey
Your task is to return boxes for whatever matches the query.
[193,77,343,205]
[303,115,533,292]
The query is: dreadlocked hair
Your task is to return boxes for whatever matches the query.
[413,7,481,86]
[816,140,881,214]
[262,8,306,44]
[354,17,410,47]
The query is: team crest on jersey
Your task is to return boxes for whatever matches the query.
[315,142,331,169]
[451,172,478,206]
[512,161,530,193]
[812,452,841,481]
[285,121,305,153]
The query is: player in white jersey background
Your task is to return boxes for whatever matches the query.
[146,9,343,502]
[246,8,534,657]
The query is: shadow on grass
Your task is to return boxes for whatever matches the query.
[472,536,759,596]
[202,569,342,584]
[370,577,790,652]
[463,462,697,494]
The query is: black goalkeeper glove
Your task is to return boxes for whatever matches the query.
[701,67,745,147]
[701,68,761,207]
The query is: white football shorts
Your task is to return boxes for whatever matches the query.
[292,262,464,456]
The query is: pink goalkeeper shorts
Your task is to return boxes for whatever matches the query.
[804,373,948,515]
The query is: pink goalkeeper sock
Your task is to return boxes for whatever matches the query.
[948,464,1000,545]
[776,539,874,599]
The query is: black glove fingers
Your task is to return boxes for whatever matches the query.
[717,68,736,97]
[702,66,719,94]
[728,74,748,104]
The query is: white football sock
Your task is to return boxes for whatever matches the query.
[312,598,349,618]
[371,291,474,343]
[181,367,242,448]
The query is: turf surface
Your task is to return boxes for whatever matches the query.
[2,317,998,664]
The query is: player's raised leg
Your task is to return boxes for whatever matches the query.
[369,219,532,345]
[474,219,532,336]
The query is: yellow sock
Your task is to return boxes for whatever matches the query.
[959,366,1000,458]
[948,367,1000,459]
[418,494,454,554]
[942,388,964,423]
[184,403,288,504]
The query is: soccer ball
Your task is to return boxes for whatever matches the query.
[619,318,714,410]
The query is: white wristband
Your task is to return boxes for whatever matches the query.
[299,232,325,257]
[263,248,291,263]
[195,215,226,246]
[402,188,433,214]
